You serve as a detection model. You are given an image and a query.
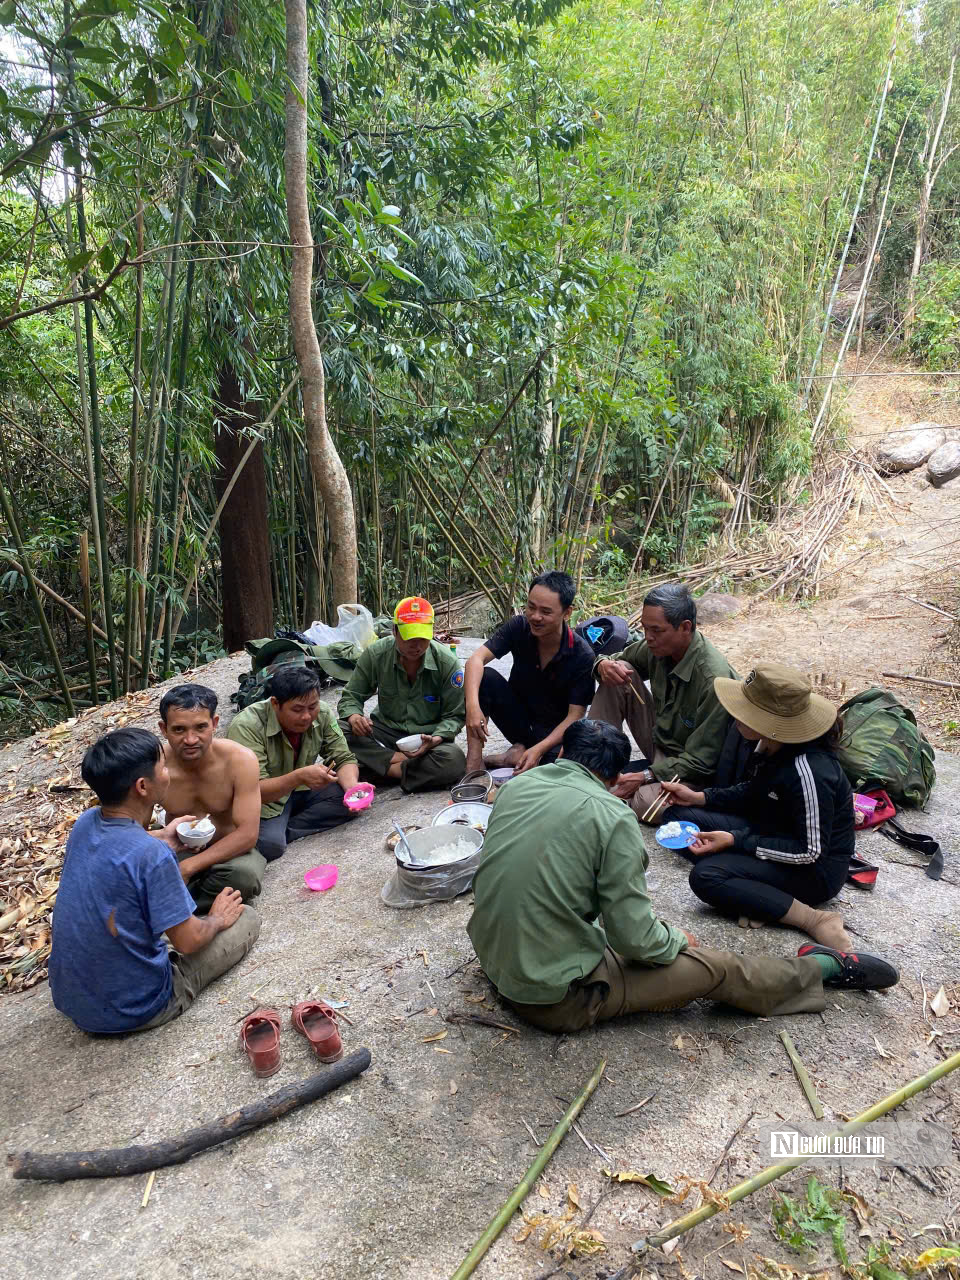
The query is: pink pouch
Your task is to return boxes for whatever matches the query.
[852,793,878,827]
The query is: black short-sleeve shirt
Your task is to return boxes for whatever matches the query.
[485,615,596,730]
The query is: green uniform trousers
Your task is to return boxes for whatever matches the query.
[179,847,267,915]
[341,718,466,793]
[505,944,826,1033]
[138,906,261,1030]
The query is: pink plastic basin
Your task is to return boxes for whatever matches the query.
[304,864,339,892]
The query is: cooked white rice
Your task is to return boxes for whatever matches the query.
[657,820,686,839]
[422,837,477,865]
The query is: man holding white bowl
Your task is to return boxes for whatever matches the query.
[338,596,466,793]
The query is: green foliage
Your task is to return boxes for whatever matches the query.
[772,1176,850,1265]
[909,262,960,369]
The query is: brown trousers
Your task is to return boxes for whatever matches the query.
[138,906,261,1030]
[507,945,826,1033]
[589,675,666,820]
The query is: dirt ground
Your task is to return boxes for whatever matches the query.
[1,346,959,1280]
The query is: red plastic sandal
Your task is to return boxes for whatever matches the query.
[291,1000,343,1063]
[239,1008,283,1077]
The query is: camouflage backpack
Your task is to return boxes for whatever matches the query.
[836,687,936,809]
[231,637,362,711]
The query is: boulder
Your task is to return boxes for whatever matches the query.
[694,592,743,624]
[876,424,945,473]
[927,440,960,488]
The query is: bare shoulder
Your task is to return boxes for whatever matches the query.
[212,736,260,776]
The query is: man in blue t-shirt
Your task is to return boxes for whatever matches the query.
[49,727,260,1034]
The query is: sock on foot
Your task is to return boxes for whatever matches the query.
[811,953,843,982]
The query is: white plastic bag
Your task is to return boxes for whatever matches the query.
[303,603,376,648]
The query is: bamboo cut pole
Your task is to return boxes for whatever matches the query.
[449,1059,606,1280]
[625,1048,960,1264]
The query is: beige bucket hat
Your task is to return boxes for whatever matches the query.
[713,662,838,743]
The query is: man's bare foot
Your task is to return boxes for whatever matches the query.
[464,751,484,773]
[484,744,525,769]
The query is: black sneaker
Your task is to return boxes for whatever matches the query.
[797,944,899,991]
[623,757,652,774]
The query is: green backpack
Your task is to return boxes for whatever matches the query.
[232,637,362,711]
[836,687,936,809]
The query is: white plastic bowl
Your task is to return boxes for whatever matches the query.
[176,819,215,850]
[396,733,424,753]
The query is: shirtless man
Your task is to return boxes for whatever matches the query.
[158,684,266,914]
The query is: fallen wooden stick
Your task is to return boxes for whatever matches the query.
[449,1059,606,1280]
[446,1012,519,1035]
[779,1031,824,1119]
[881,670,960,691]
[903,595,959,622]
[8,1048,371,1181]
[615,1047,960,1272]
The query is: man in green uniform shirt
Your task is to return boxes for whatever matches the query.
[467,720,898,1033]
[227,665,359,862]
[590,583,734,821]
[338,596,466,793]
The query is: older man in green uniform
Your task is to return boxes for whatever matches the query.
[227,664,359,862]
[338,596,466,793]
[590,582,734,821]
[467,720,898,1033]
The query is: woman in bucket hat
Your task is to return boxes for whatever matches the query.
[660,662,856,953]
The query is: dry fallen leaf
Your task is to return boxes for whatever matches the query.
[538,1184,550,1199]
[661,1237,679,1256]
[567,1183,581,1210]
[422,1030,448,1043]
[449,1080,457,1095]
[722,1222,751,1243]
[433,1047,452,1054]
[873,1035,891,1059]
[720,1261,744,1274]
[673,1034,684,1050]
[601,1168,675,1196]
[930,986,950,1018]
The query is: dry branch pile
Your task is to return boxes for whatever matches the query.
[618,452,894,624]
[0,690,159,993]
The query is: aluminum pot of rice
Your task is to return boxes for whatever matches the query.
[381,825,484,909]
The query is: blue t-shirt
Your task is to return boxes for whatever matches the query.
[49,808,197,1033]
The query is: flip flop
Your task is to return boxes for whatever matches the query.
[291,1000,344,1063]
[239,1008,283,1077]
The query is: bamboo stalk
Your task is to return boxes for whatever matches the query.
[625,1048,960,1263]
[779,1031,823,1119]
[122,193,145,693]
[449,1059,606,1280]
[0,468,74,715]
[78,532,99,706]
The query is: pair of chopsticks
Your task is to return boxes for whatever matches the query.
[619,677,679,823]
[640,774,680,824]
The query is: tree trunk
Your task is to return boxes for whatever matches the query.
[283,0,358,614]
[214,358,274,650]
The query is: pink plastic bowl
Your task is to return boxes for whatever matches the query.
[343,782,375,812]
[304,864,339,892]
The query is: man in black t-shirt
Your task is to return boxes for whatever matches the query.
[463,571,596,774]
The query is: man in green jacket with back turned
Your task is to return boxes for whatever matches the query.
[589,582,734,821]
[467,719,898,1034]
[338,596,467,793]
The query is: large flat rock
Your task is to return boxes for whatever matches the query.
[1,650,957,1279]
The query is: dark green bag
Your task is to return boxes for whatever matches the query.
[232,638,362,711]
[837,687,936,808]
